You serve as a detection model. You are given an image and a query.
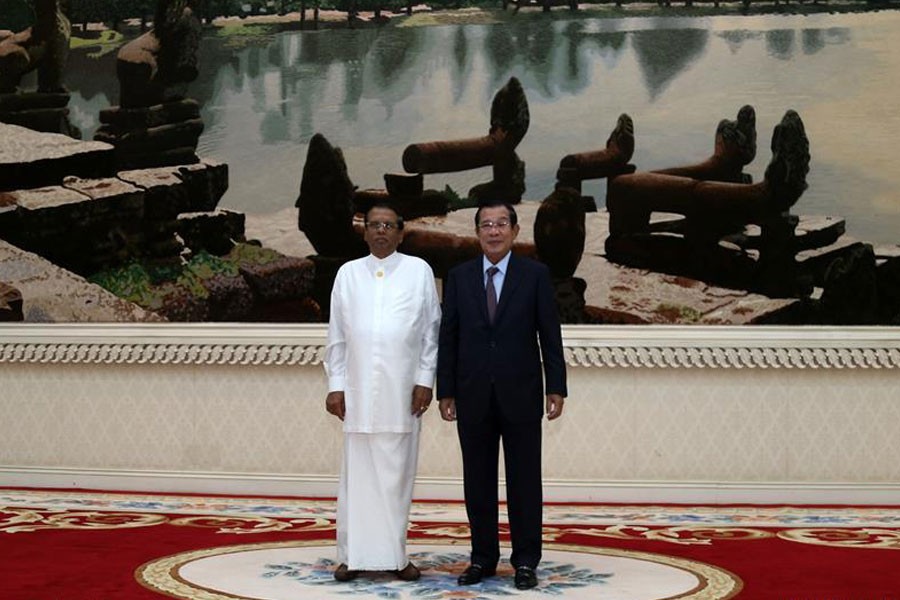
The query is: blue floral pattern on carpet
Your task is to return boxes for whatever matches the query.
[262,551,612,598]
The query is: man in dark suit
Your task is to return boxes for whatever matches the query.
[437,202,567,590]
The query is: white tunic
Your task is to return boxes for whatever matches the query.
[326,252,441,433]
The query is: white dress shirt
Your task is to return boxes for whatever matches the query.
[483,251,512,302]
[325,252,441,433]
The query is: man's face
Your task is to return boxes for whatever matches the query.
[476,205,519,264]
[364,207,403,259]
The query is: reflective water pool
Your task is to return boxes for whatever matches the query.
[64,10,900,245]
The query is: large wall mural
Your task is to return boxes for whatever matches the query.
[2,1,899,325]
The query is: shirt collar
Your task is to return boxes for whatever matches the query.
[483,251,512,275]
[366,251,402,273]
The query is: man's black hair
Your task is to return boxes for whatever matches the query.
[474,202,518,227]
[365,203,404,230]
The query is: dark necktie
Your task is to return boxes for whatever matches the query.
[486,266,499,323]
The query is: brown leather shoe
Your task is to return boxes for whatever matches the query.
[395,561,421,581]
[333,563,359,582]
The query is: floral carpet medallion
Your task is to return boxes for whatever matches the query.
[136,541,741,600]
[5,490,900,598]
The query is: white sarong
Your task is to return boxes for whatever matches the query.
[336,422,420,570]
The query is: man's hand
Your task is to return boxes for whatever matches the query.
[326,391,346,421]
[411,385,433,418]
[438,397,457,421]
[546,394,565,420]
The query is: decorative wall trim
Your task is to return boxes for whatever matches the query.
[4,466,900,505]
[0,324,327,366]
[2,324,899,368]
[561,326,900,369]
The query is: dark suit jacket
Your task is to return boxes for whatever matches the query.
[437,254,567,424]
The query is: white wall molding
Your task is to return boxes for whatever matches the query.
[4,467,899,506]
[2,323,899,368]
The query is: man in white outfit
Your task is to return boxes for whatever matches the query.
[325,204,441,582]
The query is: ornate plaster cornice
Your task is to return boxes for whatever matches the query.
[0,324,326,366]
[561,326,900,369]
[1,324,899,368]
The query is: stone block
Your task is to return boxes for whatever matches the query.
[177,209,246,255]
[227,243,315,301]
[384,172,423,198]
[95,118,204,153]
[0,92,70,112]
[13,181,143,239]
[0,239,163,322]
[0,190,17,239]
[244,296,322,323]
[199,272,254,321]
[99,99,201,130]
[352,188,391,214]
[0,123,114,191]
[141,280,209,322]
[0,280,23,321]
[114,146,200,171]
[733,215,845,252]
[399,190,450,220]
[118,165,193,220]
[62,176,144,216]
[0,106,76,135]
[796,238,867,287]
[876,253,900,324]
[119,159,228,218]
[821,243,878,325]
[5,180,153,273]
[180,159,229,211]
[6,185,92,239]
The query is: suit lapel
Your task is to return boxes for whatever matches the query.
[494,254,524,325]
[470,259,490,325]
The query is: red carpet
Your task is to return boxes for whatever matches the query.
[2,488,899,599]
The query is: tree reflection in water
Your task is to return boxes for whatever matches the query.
[55,12,900,245]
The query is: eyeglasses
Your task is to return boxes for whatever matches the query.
[477,219,511,231]
[365,221,399,231]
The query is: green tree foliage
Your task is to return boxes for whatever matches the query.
[0,0,34,31]
[66,0,156,31]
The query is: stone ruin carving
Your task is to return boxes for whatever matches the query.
[301,82,533,226]
[296,133,368,259]
[295,78,532,315]
[654,104,757,184]
[556,113,635,212]
[0,122,114,192]
[295,93,900,324]
[0,0,69,94]
[295,133,368,316]
[94,0,204,170]
[0,0,77,136]
[116,0,201,109]
[605,109,814,296]
[534,187,589,322]
[402,76,530,204]
[555,107,754,213]
[353,171,450,222]
[0,280,23,321]
[535,187,585,281]
[555,113,635,210]
[1,123,318,323]
[295,120,541,316]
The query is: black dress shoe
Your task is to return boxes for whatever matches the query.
[457,564,495,585]
[514,566,538,590]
